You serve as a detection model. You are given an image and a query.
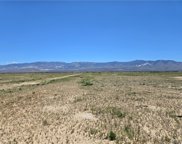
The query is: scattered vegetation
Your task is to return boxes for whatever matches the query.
[1,72,182,143]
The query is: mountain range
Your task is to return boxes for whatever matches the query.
[0,60,182,73]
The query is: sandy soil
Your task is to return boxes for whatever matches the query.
[173,76,182,80]
[0,73,182,143]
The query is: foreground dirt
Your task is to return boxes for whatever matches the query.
[0,73,182,144]
[174,77,182,80]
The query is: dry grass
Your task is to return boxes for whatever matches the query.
[0,72,182,143]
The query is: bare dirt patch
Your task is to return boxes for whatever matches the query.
[74,112,98,121]
[43,104,71,114]
[173,76,182,80]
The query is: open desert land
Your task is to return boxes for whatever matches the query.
[0,72,182,144]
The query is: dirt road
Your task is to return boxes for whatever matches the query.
[0,74,80,90]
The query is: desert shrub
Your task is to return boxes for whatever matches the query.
[42,120,49,126]
[81,79,93,86]
[127,91,137,96]
[90,128,98,135]
[124,125,134,139]
[73,97,84,103]
[107,131,116,141]
[107,107,126,118]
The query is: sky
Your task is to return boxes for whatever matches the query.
[0,0,182,64]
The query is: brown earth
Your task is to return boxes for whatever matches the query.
[0,73,182,144]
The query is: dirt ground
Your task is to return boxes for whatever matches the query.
[174,77,182,80]
[0,72,182,144]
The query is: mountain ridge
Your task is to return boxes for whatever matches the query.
[0,60,182,72]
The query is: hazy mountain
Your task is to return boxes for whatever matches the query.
[0,60,182,72]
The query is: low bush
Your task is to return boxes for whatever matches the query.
[107,131,116,141]
[81,79,93,86]
[124,125,134,140]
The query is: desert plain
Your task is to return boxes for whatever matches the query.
[0,72,182,144]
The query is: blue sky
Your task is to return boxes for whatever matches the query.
[0,0,182,64]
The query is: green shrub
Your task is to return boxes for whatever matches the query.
[107,131,116,141]
[81,79,93,86]
[73,97,83,103]
[124,125,134,139]
[90,128,98,135]
[107,107,126,118]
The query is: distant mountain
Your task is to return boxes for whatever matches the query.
[0,60,182,72]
